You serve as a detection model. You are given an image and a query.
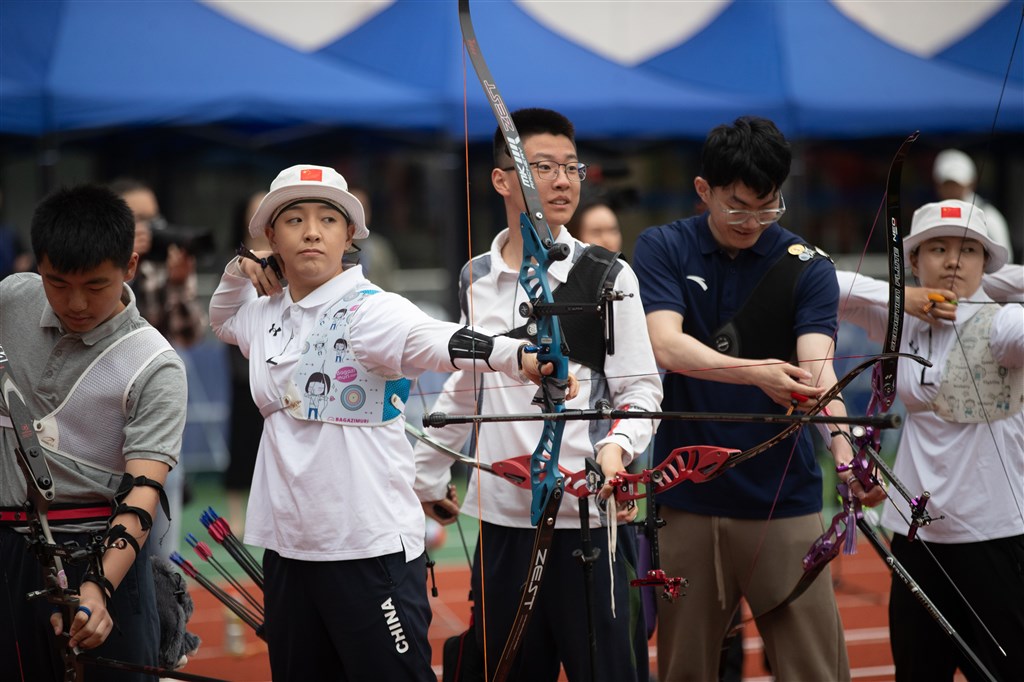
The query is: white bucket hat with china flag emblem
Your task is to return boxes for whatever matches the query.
[248,165,368,240]
[904,200,1007,273]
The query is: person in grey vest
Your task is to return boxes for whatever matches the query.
[1,185,188,681]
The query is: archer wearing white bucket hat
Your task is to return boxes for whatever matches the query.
[835,194,1024,681]
[904,199,1008,274]
[248,164,369,240]
[210,163,578,681]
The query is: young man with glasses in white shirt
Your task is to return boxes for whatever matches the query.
[415,108,662,682]
[634,116,868,681]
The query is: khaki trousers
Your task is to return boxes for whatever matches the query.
[656,508,851,682]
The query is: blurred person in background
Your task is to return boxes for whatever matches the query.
[109,179,206,346]
[569,199,624,255]
[933,149,1013,263]
[347,187,400,293]
[110,178,205,558]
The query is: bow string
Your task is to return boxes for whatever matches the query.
[450,4,1022,679]
[759,131,924,618]
[458,1,576,678]
[782,124,1011,680]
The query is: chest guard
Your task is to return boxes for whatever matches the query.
[929,305,1023,423]
[33,327,173,473]
[265,287,410,426]
[709,243,826,361]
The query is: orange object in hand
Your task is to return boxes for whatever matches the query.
[786,391,810,415]
[923,292,957,314]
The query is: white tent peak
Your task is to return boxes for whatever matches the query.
[199,0,394,53]
[516,0,729,67]
[198,0,1009,63]
[833,0,1008,58]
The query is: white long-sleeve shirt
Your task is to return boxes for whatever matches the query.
[836,268,1024,543]
[211,262,528,561]
[414,228,663,529]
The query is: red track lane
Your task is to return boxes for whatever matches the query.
[176,538,960,681]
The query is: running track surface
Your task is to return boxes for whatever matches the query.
[173,537,969,681]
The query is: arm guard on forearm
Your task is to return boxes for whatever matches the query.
[448,326,496,370]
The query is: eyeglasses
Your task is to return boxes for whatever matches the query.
[502,161,588,182]
[713,190,786,225]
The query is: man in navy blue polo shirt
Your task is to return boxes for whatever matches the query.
[634,116,874,681]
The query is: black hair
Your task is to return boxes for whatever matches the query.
[31,185,135,272]
[493,108,576,167]
[566,197,612,236]
[701,116,791,198]
[305,372,331,393]
[579,197,615,218]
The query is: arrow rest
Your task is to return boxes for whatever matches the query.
[546,241,571,261]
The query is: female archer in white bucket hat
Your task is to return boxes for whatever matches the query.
[903,198,1008,276]
[208,164,576,680]
[836,198,1023,681]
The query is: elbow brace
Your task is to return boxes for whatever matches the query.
[77,473,170,604]
[102,473,171,552]
[448,327,496,370]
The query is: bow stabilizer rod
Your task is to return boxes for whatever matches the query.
[426,406,901,429]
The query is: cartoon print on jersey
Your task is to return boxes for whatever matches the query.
[290,286,409,426]
[330,309,347,330]
[334,338,348,363]
[304,372,330,420]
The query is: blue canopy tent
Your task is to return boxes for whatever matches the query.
[315,0,755,139]
[635,0,1024,137]
[3,0,1020,139]
[312,0,1022,139]
[911,1,1023,83]
[0,0,439,137]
